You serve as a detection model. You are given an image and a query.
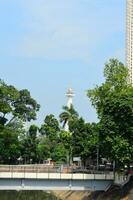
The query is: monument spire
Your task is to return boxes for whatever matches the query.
[66,88,75,109]
[64,88,75,131]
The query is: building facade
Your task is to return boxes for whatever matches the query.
[126,0,133,84]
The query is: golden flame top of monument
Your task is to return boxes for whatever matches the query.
[66,88,75,97]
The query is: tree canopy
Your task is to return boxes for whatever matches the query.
[0,59,132,168]
[0,80,40,164]
[0,80,40,126]
[87,59,133,165]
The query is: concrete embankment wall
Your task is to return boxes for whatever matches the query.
[54,176,133,200]
[54,188,133,200]
[54,191,92,200]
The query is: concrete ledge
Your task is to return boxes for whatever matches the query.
[0,178,113,191]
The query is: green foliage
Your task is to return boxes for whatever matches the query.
[70,118,98,160]
[13,89,40,122]
[58,130,72,164]
[0,191,58,200]
[1,59,131,167]
[59,130,71,149]
[37,137,51,161]
[0,80,45,164]
[51,143,67,162]
[0,120,24,164]
[87,59,133,165]
[20,125,39,163]
[38,115,61,162]
[40,114,60,140]
[0,80,40,125]
[104,59,128,87]
[59,105,79,128]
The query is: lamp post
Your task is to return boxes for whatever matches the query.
[96,130,100,171]
[96,143,99,171]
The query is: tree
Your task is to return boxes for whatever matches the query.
[0,80,40,126]
[37,137,51,162]
[70,118,98,163]
[87,59,133,166]
[40,114,60,139]
[59,130,72,164]
[20,125,39,163]
[0,80,40,164]
[59,105,79,129]
[39,115,60,162]
[0,120,24,164]
[51,143,67,163]
[13,90,40,122]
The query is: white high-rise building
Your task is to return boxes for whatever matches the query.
[126,0,133,84]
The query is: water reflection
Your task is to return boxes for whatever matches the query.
[0,191,59,200]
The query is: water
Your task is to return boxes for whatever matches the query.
[0,191,60,200]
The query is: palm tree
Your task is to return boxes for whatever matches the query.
[59,105,78,165]
[59,105,79,130]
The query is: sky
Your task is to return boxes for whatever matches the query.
[0,0,125,125]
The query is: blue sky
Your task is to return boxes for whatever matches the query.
[0,0,125,125]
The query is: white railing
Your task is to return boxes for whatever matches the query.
[0,164,114,180]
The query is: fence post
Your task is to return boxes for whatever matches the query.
[24,165,25,179]
[36,164,38,179]
[11,165,13,178]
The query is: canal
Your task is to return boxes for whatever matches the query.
[0,191,60,200]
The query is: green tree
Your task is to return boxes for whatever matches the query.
[0,80,40,126]
[87,59,133,166]
[0,80,40,164]
[40,114,60,140]
[51,143,67,163]
[70,118,98,162]
[20,125,39,163]
[0,120,24,164]
[39,115,60,162]
[37,137,51,162]
[59,130,72,164]
[59,105,79,129]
